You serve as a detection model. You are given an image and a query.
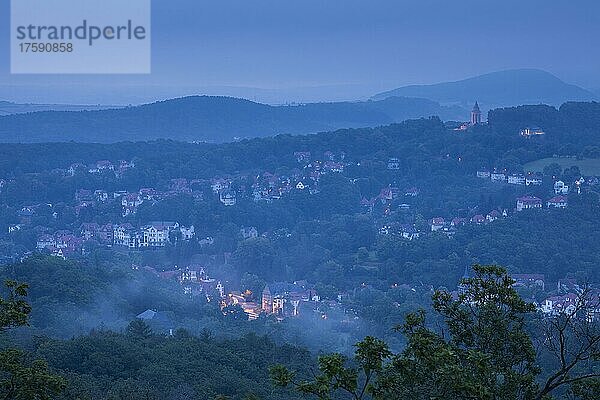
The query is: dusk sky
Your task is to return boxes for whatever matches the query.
[1,0,599,104]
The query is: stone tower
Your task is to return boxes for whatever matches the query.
[471,101,482,125]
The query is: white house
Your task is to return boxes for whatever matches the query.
[296,181,307,190]
[547,195,568,209]
[476,169,491,179]
[113,224,140,248]
[121,193,143,216]
[8,224,22,233]
[516,196,542,212]
[520,127,545,137]
[430,218,445,232]
[401,225,420,240]
[507,174,525,185]
[490,172,507,182]
[240,227,259,239]
[554,181,569,195]
[525,175,543,186]
[219,190,237,206]
[141,224,171,247]
[180,225,195,240]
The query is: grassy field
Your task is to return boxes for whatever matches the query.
[524,157,600,175]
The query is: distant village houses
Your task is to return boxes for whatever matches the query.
[261,282,317,318]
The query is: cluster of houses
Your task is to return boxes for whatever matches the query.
[75,151,349,214]
[430,210,507,232]
[152,259,338,322]
[35,221,195,256]
[361,184,420,214]
[68,159,136,178]
[224,280,349,321]
[476,165,592,212]
[35,231,85,259]
[455,272,599,322]
[249,151,348,203]
[515,180,579,211]
[516,195,568,211]
[217,280,325,321]
[511,274,600,321]
[112,222,195,248]
[145,259,349,322]
[378,209,509,240]
[75,178,208,217]
[477,168,544,186]
[378,178,576,239]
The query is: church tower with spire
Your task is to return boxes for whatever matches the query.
[471,101,482,125]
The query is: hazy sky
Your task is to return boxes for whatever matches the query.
[1,0,599,104]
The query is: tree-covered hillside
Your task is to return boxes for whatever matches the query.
[0,96,465,143]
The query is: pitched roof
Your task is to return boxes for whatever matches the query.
[548,195,568,203]
[136,309,157,319]
[264,282,304,296]
[517,195,542,203]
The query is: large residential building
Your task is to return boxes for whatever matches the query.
[140,222,177,247]
[113,224,140,248]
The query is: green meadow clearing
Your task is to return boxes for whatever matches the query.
[524,157,600,175]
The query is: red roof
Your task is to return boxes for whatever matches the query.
[548,195,568,203]
[517,196,542,204]
[471,215,485,223]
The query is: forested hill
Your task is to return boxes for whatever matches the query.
[0,95,466,143]
[1,101,600,178]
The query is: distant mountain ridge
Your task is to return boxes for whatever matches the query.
[372,69,596,109]
[0,101,118,116]
[0,95,466,143]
